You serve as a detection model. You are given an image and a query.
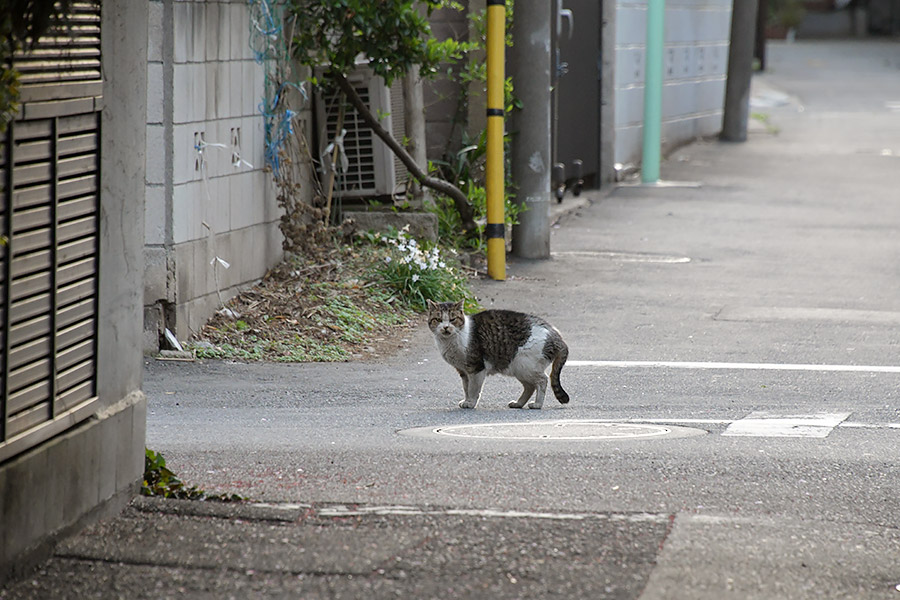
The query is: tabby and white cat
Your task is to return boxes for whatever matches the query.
[426,300,570,409]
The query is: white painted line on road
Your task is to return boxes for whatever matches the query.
[316,504,669,523]
[553,250,691,264]
[619,418,732,425]
[567,360,900,374]
[252,502,311,511]
[839,422,900,430]
[722,412,851,438]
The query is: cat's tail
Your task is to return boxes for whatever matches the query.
[550,342,569,404]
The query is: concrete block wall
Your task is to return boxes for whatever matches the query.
[144,0,283,349]
[614,0,732,166]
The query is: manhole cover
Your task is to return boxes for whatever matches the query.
[401,420,706,441]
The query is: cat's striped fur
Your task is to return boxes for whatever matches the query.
[427,300,569,409]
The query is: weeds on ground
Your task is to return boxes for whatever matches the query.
[367,227,478,312]
[142,448,243,501]
[751,111,780,134]
[188,230,477,362]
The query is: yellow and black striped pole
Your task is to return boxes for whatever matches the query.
[486,0,506,281]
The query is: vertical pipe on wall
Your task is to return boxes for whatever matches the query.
[486,0,506,280]
[641,0,665,183]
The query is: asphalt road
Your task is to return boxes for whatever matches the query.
[5,40,900,600]
[136,40,900,599]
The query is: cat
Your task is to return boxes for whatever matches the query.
[426,299,570,409]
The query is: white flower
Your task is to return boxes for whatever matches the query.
[411,274,420,283]
[384,256,392,263]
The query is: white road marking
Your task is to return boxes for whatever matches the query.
[715,306,900,325]
[553,250,691,263]
[567,360,900,374]
[838,422,900,430]
[620,418,732,425]
[597,418,900,433]
[316,504,669,523]
[722,412,851,438]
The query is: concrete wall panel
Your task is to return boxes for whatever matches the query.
[614,0,732,166]
[143,1,284,351]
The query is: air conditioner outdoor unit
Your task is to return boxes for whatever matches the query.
[315,65,408,200]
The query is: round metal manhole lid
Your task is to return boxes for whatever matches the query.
[401,420,706,441]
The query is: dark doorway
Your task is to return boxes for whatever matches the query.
[551,0,602,199]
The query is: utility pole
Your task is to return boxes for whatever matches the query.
[509,0,552,259]
[485,0,506,279]
[721,0,760,142]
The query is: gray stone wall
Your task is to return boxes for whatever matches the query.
[144,0,285,349]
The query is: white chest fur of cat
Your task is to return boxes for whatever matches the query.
[426,300,570,409]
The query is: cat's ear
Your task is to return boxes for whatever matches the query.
[453,299,464,312]
[426,299,436,311]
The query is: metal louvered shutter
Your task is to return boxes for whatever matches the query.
[1,1,101,463]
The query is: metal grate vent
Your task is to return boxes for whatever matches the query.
[316,66,407,200]
[324,85,378,195]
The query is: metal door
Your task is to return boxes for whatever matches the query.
[551,0,602,199]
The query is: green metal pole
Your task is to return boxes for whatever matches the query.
[641,0,664,183]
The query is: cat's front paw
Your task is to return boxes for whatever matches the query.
[458,399,477,409]
[508,400,526,409]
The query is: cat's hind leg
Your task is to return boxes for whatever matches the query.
[527,373,549,409]
[509,382,535,409]
[459,370,486,409]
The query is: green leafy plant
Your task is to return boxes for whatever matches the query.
[768,0,806,29]
[428,5,521,253]
[430,128,523,252]
[286,0,478,233]
[373,227,477,311]
[142,448,243,501]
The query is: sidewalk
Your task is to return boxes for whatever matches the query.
[4,39,900,600]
